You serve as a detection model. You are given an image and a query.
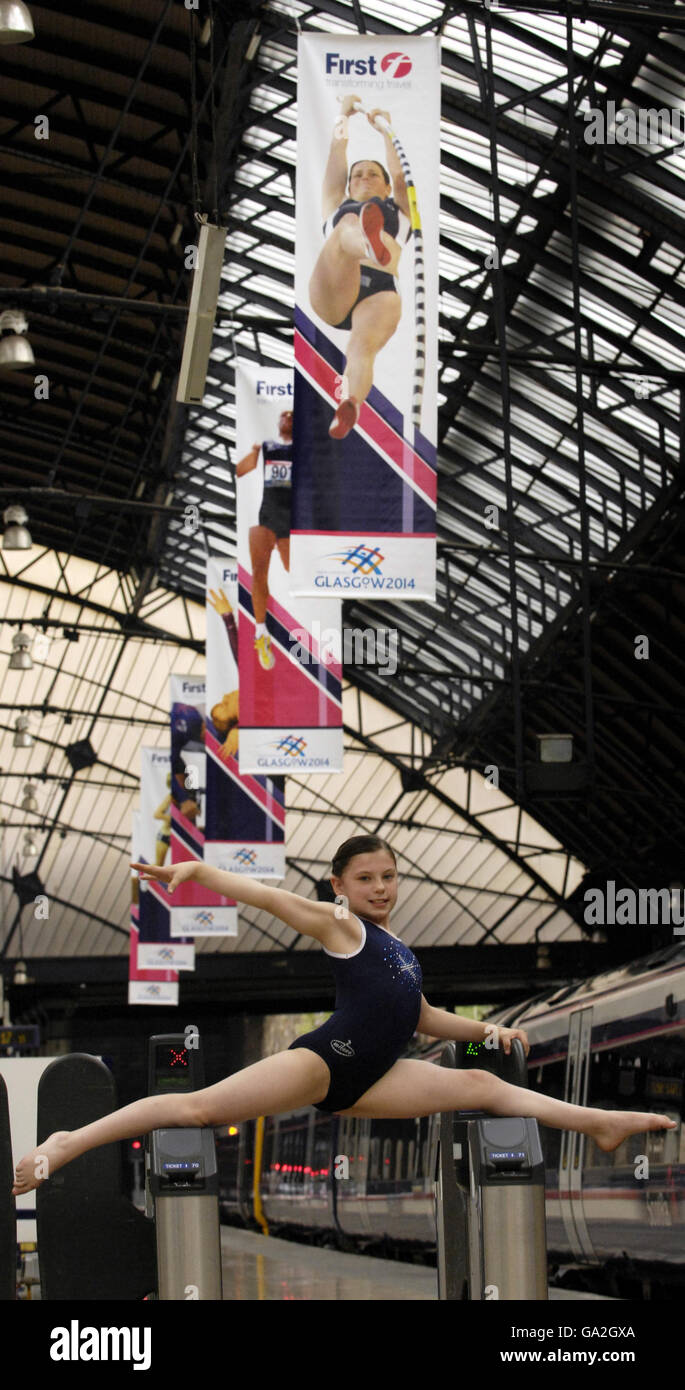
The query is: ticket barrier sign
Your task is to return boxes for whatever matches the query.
[436,1038,548,1300]
[146,1034,223,1301]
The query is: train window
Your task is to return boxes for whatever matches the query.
[382,1137,392,1179]
[311,1117,331,1180]
[395,1140,404,1182]
[277,1116,309,1185]
[586,1032,685,1170]
[355,1122,370,1183]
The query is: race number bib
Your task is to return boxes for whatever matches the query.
[264,457,292,486]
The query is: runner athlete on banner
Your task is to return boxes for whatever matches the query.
[310,96,411,440]
[236,408,293,670]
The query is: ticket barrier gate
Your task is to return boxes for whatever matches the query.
[36,1054,156,1300]
[435,1037,548,1300]
[146,1034,223,1301]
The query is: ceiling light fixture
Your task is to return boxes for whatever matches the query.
[8,631,33,671]
[21,782,38,813]
[13,715,33,748]
[0,310,35,367]
[2,503,32,549]
[0,0,35,44]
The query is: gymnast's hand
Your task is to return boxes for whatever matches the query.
[367,107,391,130]
[131,861,198,892]
[484,1024,530,1057]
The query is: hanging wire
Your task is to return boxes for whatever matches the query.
[483,6,526,801]
[566,13,596,773]
[209,0,220,225]
[189,6,202,216]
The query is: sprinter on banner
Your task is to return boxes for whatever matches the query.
[236,409,293,673]
[235,362,343,775]
[292,35,439,601]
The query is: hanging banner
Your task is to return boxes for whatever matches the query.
[137,748,195,970]
[235,362,344,774]
[170,674,238,936]
[129,808,179,1006]
[291,34,439,600]
[205,554,286,877]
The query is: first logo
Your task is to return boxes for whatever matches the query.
[381,51,412,78]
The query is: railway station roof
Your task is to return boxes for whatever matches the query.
[1,0,684,988]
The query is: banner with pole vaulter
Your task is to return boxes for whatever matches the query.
[170,675,238,937]
[129,807,179,1005]
[291,34,439,601]
[205,554,286,878]
[235,361,344,775]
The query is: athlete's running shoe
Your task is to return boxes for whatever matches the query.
[254,633,275,670]
[328,396,360,440]
[360,200,391,267]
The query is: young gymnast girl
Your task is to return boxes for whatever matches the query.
[12,835,677,1195]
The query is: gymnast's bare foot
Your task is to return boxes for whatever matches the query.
[12,1131,72,1195]
[592,1111,677,1153]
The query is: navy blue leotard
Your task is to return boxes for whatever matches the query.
[288,914,422,1113]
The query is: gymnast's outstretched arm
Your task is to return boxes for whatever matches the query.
[131,859,340,942]
[417,995,530,1054]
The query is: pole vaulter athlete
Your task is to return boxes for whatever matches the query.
[236,409,293,671]
[309,96,412,440]
[12,836,677,1196]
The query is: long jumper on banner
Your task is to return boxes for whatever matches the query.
[345,99,426,438]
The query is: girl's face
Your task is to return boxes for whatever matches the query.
[348,161,390,203]
[331,849,398,925]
